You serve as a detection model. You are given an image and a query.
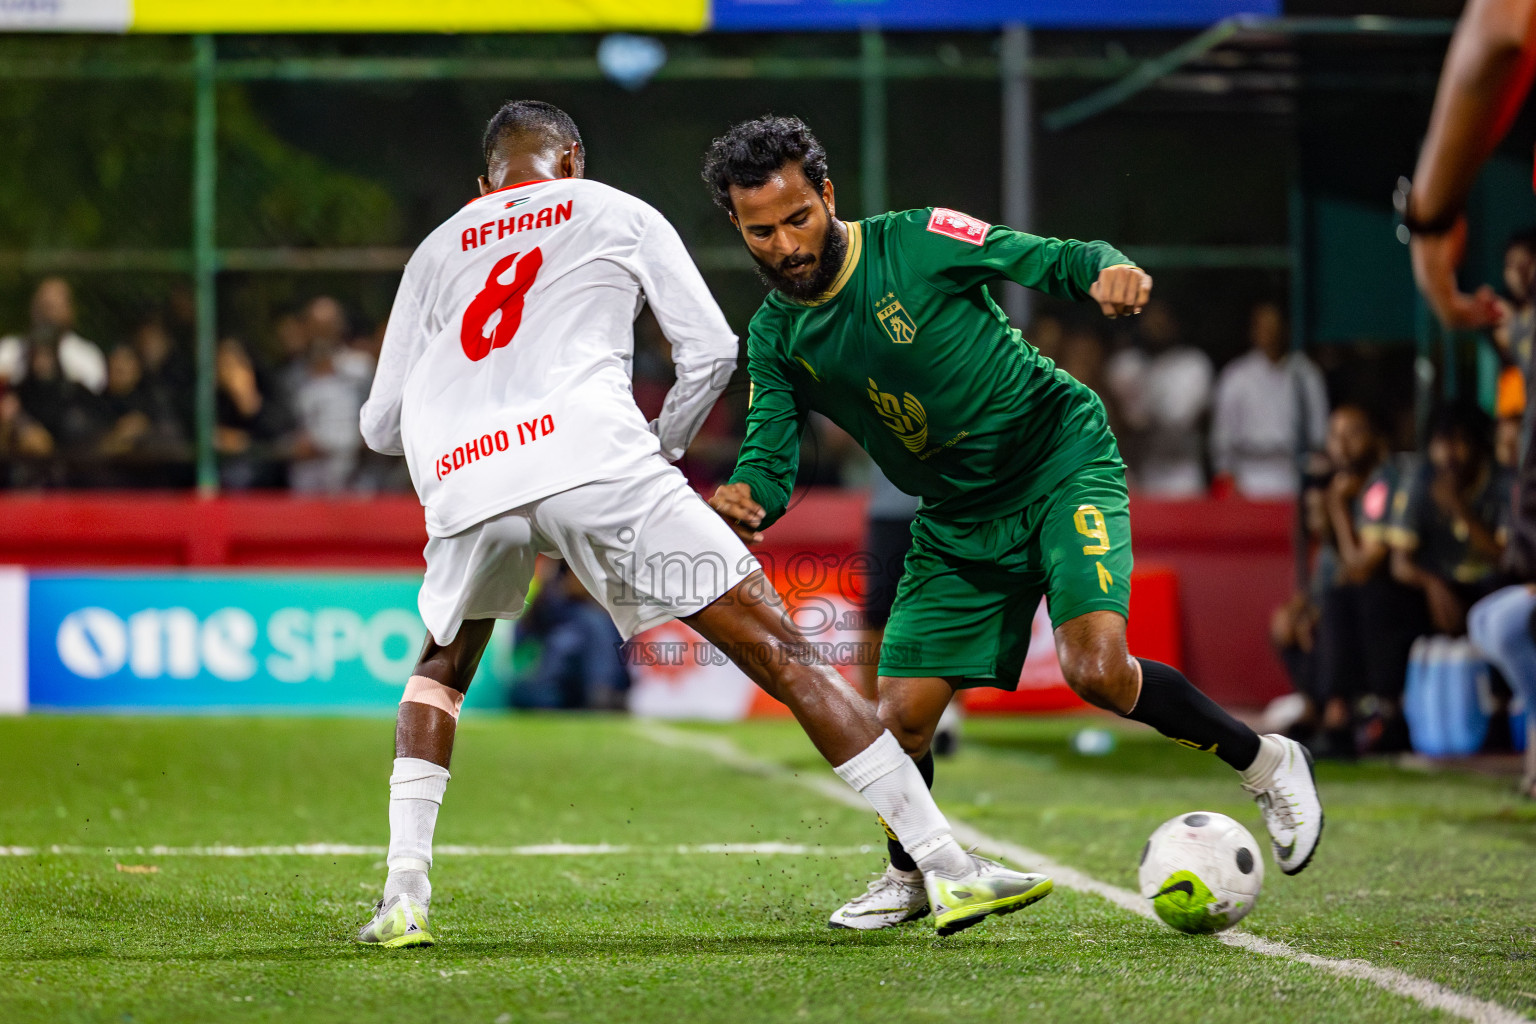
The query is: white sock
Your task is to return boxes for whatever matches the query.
[383,756,450,905]
[833,731,970,878]
[1240,734,1285,787]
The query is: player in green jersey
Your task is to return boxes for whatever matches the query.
[700,116,1325,931]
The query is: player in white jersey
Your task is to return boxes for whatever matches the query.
[353,101,1054,948]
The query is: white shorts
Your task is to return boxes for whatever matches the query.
[418,458,760,645]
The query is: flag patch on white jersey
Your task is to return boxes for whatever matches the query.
[926,208,989,245]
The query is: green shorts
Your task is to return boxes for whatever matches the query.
[878,458,1133,689]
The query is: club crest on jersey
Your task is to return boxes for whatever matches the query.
[926,208,989,246]
[867,378,928,453]
[875,292,917,345]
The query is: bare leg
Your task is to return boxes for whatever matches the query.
[1054,609,1260,771]
[394,619,496,768]
[684,570,971,877]
[684,571,879,765]
[875,675,954,758]
[371,619,496,920]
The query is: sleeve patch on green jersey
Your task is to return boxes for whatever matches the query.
[926,208,990,245]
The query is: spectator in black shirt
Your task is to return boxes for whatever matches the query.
[1389,404,1510,635]
[14,340,96,460]
[1310,406,1427,755]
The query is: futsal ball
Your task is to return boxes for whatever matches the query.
[1138,811,1264,934]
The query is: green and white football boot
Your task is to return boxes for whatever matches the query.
[828,864,930,930]
[357,893,435,948]
[923,854,1054,936]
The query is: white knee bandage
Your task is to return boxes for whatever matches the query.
[401,675,465,720]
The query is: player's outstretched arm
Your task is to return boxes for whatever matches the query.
[1088,264,1153,319]
[1409,0,1536,329]
[897,210,1140,310]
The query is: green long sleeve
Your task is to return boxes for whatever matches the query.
[726,314,807,529]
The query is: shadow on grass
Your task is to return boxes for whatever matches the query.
[2,927,1080,964]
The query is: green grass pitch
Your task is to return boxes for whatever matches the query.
[1,713,1533,1023]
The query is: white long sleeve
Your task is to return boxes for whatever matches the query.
[630,218,738,462]
[361,260,431,457]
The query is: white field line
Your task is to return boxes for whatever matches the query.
[636,721,1531,1024]
[0,842,874,858]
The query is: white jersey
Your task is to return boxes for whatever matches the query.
[361,177,738,537]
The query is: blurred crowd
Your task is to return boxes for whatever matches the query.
[1265,229,1536,773]
[0,277,408,493]
[1028,296,1330,502]
[0,274,1375,503]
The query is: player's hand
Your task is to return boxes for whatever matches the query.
[1328,471,1363,505]
[1090,264,1152,319]
[1410,217,1502,330]
[709,482,765,544]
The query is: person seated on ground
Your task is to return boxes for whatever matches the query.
[1389,403,1510,638]
[0,277,107,395]
[510,565,631,711]
[1311,405,1427,757]
[1269,476,1331,742]
[215,338,286,490]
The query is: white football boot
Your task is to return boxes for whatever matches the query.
[357,893,435,948]
[1242,733,1324,875]
[828,864,930,930]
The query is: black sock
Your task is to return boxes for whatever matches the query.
[1125,658,1261,772]
[886,751,934,872]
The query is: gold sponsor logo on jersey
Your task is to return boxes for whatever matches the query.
[867,378,928,453]
[875,292,917,345]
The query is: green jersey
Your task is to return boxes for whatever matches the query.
[728,207,1132,526]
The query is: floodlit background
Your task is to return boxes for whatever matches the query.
[0,0,1529,727]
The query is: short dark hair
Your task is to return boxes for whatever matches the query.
[1428,400,1492,452]
[482,100,582,166]
[701,116,829,212]
[1506,226,1536,255]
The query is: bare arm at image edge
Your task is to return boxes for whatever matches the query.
[1410,0,1536,328]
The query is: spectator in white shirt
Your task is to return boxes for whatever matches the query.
[0,278,108,395]
[290,339,365,493]
[1211,300,1328,499]
[1105,303,1213,497]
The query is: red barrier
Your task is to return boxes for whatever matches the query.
[0,488,1294,707]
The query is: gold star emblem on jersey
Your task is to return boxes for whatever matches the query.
[875,292,917,345]
[867,378,928,453]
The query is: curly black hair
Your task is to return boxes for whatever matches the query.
[701,116,829,213]
[1506,225,1536,255]
[482,100,582,166]
[1428,400,1493,453]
